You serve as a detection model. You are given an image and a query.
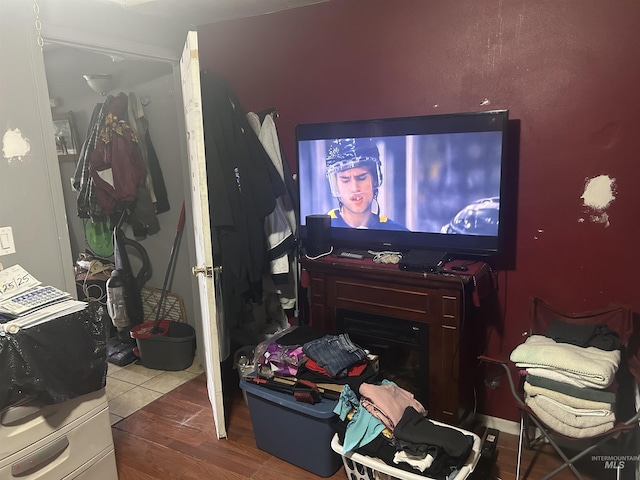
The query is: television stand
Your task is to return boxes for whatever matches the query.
[300,254,489,425]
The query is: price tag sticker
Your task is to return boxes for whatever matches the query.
[0,265,41,300]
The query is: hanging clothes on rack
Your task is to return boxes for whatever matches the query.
[124,92,170,238]
[74,93,169,239]
[127,92,170,215]
[199,71,287,349]
[74,102,107,221]
[246,110,299,313]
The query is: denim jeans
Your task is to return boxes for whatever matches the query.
[303,334,368,377]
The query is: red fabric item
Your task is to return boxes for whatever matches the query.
[305,358,331,376]
[305,358,368,378]
[529,297,634,344]
[441,260,496,307]
[89,93,148,214]
[346,361,368,376]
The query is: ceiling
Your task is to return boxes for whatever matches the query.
[44,0,331,100]
[98,0,329,25]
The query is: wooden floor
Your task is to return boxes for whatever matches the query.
[112,373,634,480]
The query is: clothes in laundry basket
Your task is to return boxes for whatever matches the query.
[334,380,475,480]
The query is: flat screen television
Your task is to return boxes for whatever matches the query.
[296,109,509,258]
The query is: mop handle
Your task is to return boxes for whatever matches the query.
[176,201,186,232]
[152,202,186,333]
[163,202,186,297]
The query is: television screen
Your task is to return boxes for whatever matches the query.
[296,110,509,257]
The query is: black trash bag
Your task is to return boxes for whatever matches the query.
[0,302,108,410]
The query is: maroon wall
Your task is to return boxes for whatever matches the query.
[197,0,640,421]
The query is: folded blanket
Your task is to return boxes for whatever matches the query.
[529,393,614,424]
[527,375,617,404]
[526,367,613,390]
[526,396,615,438]
[511,335,620,388]
[524,381,613,410]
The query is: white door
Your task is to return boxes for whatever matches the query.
[180,30,227,439]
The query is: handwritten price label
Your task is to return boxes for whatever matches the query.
[0,265,41,300]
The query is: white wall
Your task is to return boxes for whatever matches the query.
[0,0,75,291]
[0,0,201,359]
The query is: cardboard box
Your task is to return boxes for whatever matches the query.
[240,377,342,477]
[367,353,379,374]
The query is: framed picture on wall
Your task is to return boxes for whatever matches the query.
[53,112,79,163]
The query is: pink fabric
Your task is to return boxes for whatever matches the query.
[359,382,426,431]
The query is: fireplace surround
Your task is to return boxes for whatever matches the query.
[338,309,429,409]
[300,255,484,425]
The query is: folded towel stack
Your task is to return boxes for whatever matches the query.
[510,334,620,438]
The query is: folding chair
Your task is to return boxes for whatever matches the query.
[480,297,640,480]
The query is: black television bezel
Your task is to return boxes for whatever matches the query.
[295,109,510,258]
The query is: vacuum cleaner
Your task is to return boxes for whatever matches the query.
[106,220,152,366]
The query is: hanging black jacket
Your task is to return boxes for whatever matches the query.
[74,102,106,220]
[199,71,285,319]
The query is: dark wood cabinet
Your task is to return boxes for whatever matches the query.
[300,255,483,425]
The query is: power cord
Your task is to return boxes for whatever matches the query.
[76,254,114,305]
[304,246,334,260]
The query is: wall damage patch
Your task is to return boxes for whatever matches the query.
[579,175,616,227]
[2,128,31,162]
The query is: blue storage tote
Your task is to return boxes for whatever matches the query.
[239,377,342,477]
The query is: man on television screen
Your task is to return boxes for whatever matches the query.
[325,138,407,230]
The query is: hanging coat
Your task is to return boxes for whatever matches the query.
[74,102,106,220]
[88,93,148,215]
[199,71,286,326]
[247,111,298,310]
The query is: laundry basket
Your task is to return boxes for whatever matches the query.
[330,422,481,480]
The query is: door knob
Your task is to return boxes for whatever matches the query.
[191,266,221,277]
[192,265,212,277]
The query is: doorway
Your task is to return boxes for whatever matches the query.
[40,33,231,438]
[41,41,198,344]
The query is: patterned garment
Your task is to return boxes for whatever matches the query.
[74,102,106,220]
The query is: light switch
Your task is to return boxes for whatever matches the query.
[0,227,16,256]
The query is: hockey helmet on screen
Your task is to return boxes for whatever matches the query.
[325,138,383,197]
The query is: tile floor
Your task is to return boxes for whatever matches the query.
[105,360,205,425]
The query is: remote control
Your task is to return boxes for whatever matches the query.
[338,251,365,260]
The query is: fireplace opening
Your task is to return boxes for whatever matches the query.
[337,309,429,409]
